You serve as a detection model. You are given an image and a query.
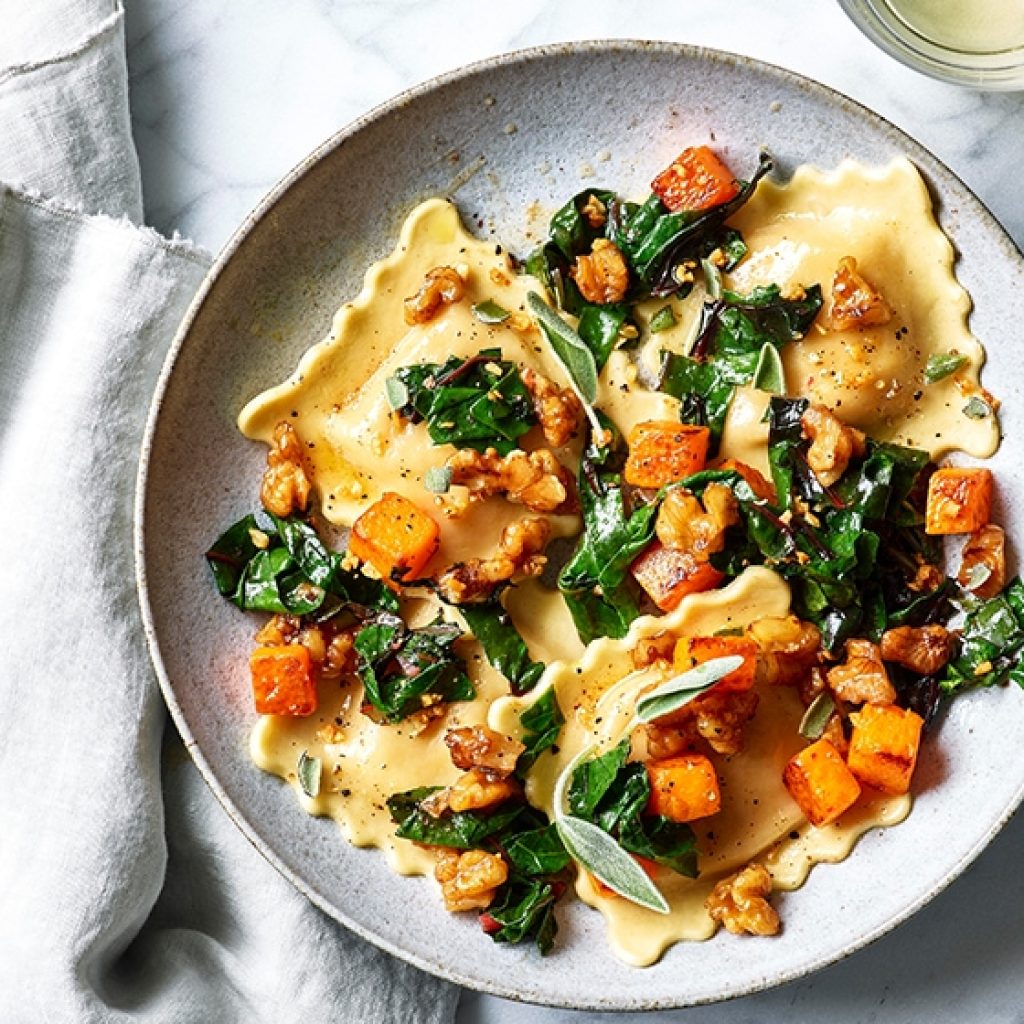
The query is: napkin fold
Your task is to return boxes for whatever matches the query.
[0,3,458,1021]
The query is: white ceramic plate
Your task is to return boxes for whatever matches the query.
[135,41,1024,1010]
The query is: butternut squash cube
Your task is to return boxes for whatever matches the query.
[250,644,316,716]
[925,467,993,535]
[630,541,723,611]
[783,738,862,827]
[673,634,758,693]
[646,754,721,823]
[348,491,440,586]
[624,420,710,488]
[847,703,924,795]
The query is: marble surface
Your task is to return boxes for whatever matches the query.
[123,1,1024,1021]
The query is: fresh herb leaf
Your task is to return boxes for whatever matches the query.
[459,601,545,695]
[527,292,598,405]
[297,750,321,798]
[649,305,677,334]
[472,300,511,324]
[424,466,453,494]
[385,376,409,410]
[355,613,474,722]
[963,396,991,419]
[799,692,836,740]
[555,815,669,913]
[393,349,535,455]
[517,686,565,772]
[752,341,786,394]
[635,656,745,722]
[924,352,968,384]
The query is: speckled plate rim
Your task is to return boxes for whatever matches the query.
[135,39,1024,1011]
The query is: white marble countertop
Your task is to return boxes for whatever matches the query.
[124,2,1024,1021]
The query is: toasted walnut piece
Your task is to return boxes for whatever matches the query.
[435,517,550,603]
[650,689,759,757]
[746,615,822,688]
[800,403,866,488]
[828,256,892,331]
[909,560,944,593]
[446,447,576,514]
[656,483,738,560]
[403,266,465,325]
[827,638,897,705]
[571,238,629,305]
[321,630,356,680]
[446,726,525,776]
[706,864,780,937]
[521,367,583,448]
[435,848,509,912]
[447,768,521,813]
[958,524,1006,600]
[634,721,695,762]
[255,613,301,648]
[880,624,955,676]
[260,421,312,517]
[580,193,608,228]
[632,632,677,670]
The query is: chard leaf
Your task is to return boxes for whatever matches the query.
[924,351,968,383]
[527,292,599,405]
[504,823,571,875]
[459,601,545,695]
[635,656,745,722]
[484,874,562,954]
[297,750,321,799]
[555,816,669,914]
[387,787,527,848]
[393,349,535,455]
[614,152,773,295]
[558,420,660,644]
[517,686,564,772]
[355,614,473,722]
[206,512,396,618]
[577,302,634,368]
[942,577,1024,694]
[567,739,631,819]
[617,813,698,878]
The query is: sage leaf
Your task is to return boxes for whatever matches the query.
[385,376,409,410]
[424,466,453,494]
[527,292,598,404]
[924,351,968,384]
[648,304,677,334]
[635,655,744,722]
[555,815,669,914]
[472,299,511,324]
[297,750,321,799]
[701,258,723,300]
[963,396,991,419]
[753,342,786,394]
[798,692,836,740]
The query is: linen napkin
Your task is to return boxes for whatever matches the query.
[0,3,458,1021]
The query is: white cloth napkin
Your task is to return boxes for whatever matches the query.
[0,3,458,1021]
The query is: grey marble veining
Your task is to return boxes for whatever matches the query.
[124,3,1024,1022]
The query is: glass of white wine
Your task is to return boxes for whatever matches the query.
[838,0,1024,89]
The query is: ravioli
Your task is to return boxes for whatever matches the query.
[236,157,998,965]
